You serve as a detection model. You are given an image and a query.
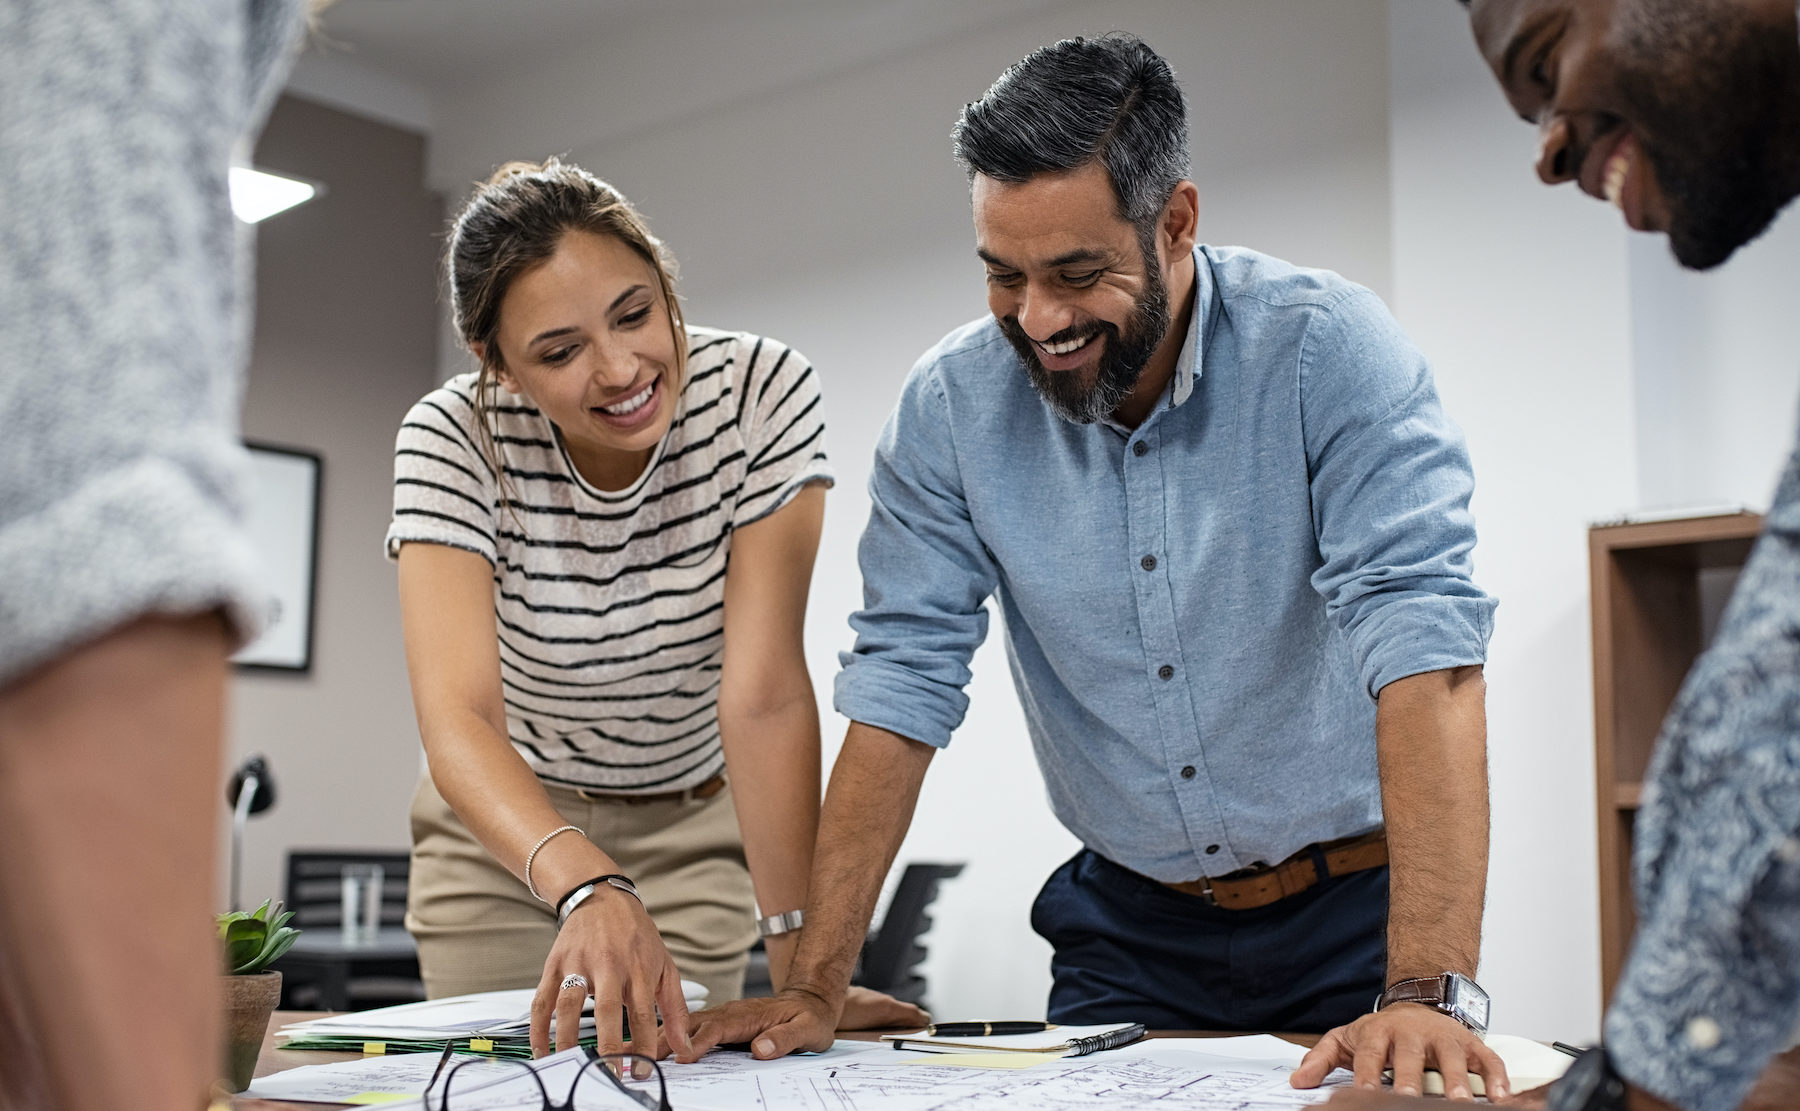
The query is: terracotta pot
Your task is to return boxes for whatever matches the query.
[220,970,282,1093]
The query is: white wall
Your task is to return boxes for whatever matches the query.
[227,97,444,911]
[1387,0,1641,1041]
[1629,209,1800,513]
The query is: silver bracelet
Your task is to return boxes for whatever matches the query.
[558,875,643,929]
[756,909,805,937]
[523,824,583,903]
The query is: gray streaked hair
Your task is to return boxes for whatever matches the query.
[953,34,1190,241]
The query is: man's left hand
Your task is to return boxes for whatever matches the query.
[1290,1002,1509,1101]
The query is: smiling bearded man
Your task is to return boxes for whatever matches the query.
[682,32,1511,1103]
[995,230,1170,424]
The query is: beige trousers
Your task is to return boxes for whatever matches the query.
[405,773,757,1007]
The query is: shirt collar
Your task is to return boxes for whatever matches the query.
[1168,250,1205,409]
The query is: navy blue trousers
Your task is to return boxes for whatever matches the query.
[1030,849,1388,1032]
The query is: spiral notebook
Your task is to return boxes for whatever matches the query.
[881,1022,1147,1057]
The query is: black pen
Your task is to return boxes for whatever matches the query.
[925,1021,1054,1037]
[1553,1042,1588,1057]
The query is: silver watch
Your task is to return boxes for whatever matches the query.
[1374,972,1490,1035]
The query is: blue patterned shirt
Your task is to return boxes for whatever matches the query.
[1561,450,1800,1111]
[834,245,1494,881]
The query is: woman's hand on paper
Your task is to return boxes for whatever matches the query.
[529,885,692,1062]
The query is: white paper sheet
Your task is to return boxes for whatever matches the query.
[1110,1034,1309,1066]
[265,1039,1350,1111]
[275,985,710,1041]
[240,1050,526,1104]
[664,1045,1350,1111]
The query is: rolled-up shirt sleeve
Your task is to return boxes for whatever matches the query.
[833,362,999,748]
[1299,289,1496,696]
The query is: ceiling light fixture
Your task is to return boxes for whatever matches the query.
[229,166,321,223]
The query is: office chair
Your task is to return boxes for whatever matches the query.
[854,862,964,1009]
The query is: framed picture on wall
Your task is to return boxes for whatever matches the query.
[232,442,323,673]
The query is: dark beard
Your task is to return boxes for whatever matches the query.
[1614,1,1800,269]
[997,270,1171,424]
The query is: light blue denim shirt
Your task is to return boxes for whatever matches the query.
[835,245,1495,882]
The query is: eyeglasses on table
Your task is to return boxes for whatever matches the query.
[423,1046,672,1111]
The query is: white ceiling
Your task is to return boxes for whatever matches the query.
[308,0,857,96]
[293,0,1080,189]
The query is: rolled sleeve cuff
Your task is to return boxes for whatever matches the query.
[0,454,267,688]
[833,655,969,749]
[1350,593,1495,697]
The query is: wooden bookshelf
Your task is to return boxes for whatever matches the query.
[1588,511,1762,1000]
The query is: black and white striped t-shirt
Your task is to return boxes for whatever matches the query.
[384,326,833,792]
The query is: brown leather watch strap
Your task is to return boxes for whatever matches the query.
[1377,975,1449,1009]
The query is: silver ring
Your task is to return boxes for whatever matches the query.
[559,973,589,993]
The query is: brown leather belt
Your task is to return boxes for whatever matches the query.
[573,773,727,806]
[1162,830,1388,910]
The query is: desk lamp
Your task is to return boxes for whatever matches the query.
[226,755,277,912]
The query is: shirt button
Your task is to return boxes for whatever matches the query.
[1204,843,1219,853]
[1158,664,1175,680]
[1132,441,1149,457]
[1181,765,1197,780]
[1140,554,1157,571]
[1685,1016,1722,1050]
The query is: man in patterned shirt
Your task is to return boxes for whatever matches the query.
[1339,3,1800,1110]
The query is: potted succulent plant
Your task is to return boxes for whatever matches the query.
[218,899,300,1092]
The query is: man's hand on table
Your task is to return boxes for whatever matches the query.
[1291,1002,1508,1101]
[839,985,929,1032]
[1321,1044,1800,1109]
[679,987,840,1061]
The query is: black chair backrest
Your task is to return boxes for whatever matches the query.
[856,862,964,1007]
[283,850,412,930]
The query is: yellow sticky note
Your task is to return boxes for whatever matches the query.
[345,1094,414,1105]
[469,1038,495,1053]
[361,1041,387,1055]
[896,1052,1065,1069]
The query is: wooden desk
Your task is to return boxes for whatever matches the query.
[232,1015,1318,1110]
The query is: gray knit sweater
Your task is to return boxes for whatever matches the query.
[0,0,306,685]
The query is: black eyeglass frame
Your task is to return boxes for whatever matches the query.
[427,1048,672,1111]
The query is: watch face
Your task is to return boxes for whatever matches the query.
[1446,974,1491,1031]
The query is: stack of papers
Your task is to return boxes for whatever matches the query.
[275,985,708,1058]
